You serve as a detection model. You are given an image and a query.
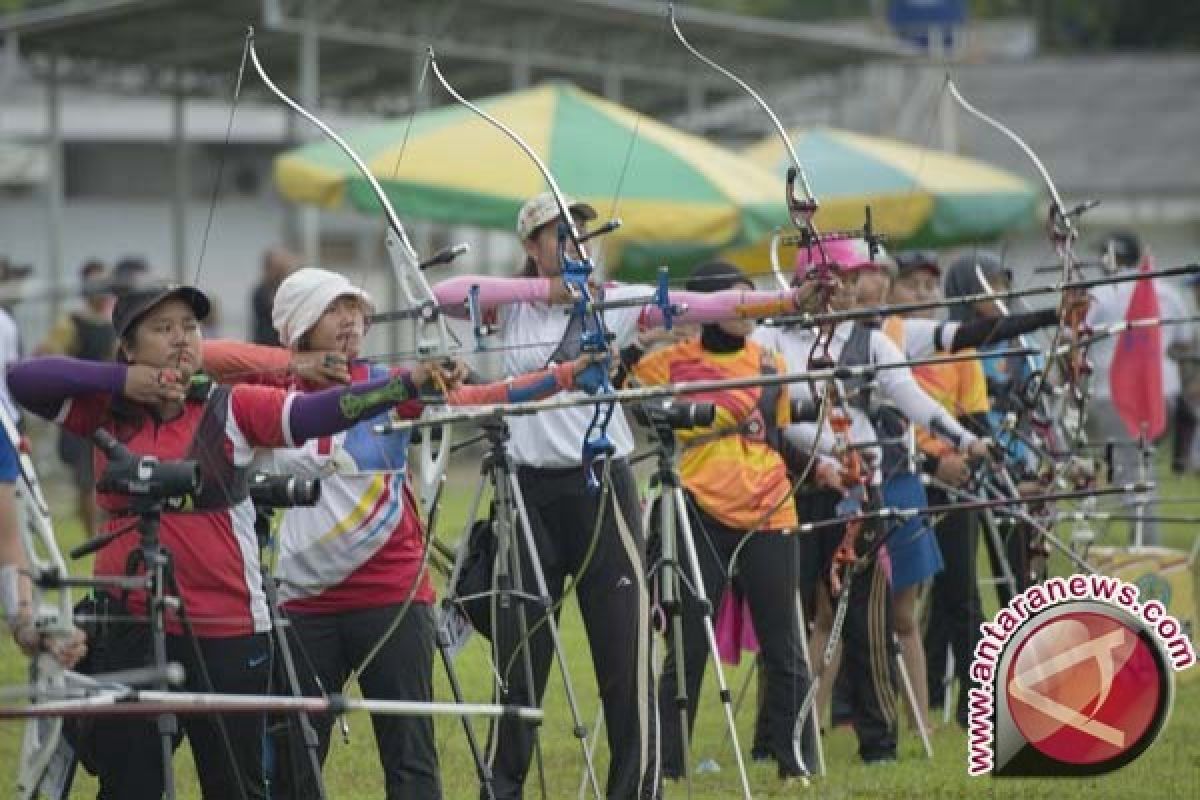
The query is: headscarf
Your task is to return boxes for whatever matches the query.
[688,261,752,353]
[943,250,1011,322]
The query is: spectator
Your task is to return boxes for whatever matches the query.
[0,257,32,312]
[35,259,116,535]
[1085,231,1189,544]
[251,246,299,345]
[111,256,151,300]
[1172,273,1200,472]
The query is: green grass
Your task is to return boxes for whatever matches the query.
[3,463,1199,798]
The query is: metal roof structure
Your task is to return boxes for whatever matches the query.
[2,0,914,115]
[0,0,915,323]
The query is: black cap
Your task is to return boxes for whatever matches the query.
[112,284,211,339]
[1095,231,1141,266]
[0,257,33,283]
[894,250,941,279]
[685,260,750,293]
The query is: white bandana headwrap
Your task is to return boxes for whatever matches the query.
[272,267,376,348]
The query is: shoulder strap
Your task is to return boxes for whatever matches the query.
[184,384,249,509]
[756,348,783,451]
[684,346,781,451]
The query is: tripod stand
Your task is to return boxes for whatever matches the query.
[442,418,601,800]
[641,415,754,800]
[254,509,328,800]
[128,495,180,800]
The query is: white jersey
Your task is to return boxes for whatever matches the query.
[896,317,961,360]
[753,321,974,482]
[498,284,644,468]
[0,310,20,422]
[253,366,412,605]
[1087,275,1190,400]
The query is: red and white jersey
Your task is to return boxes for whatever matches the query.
[60,385,292,637]
[254,362,435,614]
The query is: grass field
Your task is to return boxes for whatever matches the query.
[2,462,1198,799]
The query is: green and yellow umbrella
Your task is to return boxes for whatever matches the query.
[723,126,1038,268]
[275,81,790,276]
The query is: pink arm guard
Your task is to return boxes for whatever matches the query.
[432,275,555,318]
[640,288,798,328]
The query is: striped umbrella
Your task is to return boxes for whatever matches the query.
[274,81,790,277]
[723,126,1038,267]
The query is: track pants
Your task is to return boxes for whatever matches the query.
[796,489,898,762]
[923,488,982,727]
[653,499,814,778]
[85,607,269,800]
[276,603,440,799]
[486,459,658,800]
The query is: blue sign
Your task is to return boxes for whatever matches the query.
[888,0,966,50]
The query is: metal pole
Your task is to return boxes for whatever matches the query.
[171,69,189,284]
[299,0,320,261]
[602,68,622,105]
[686,77,704,119]
[44,49,63,322]
[2,31,18,90]
[511,49,532,90]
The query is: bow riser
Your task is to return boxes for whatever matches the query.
[426,47,618,490]
[1,408,73,799]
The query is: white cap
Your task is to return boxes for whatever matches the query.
[273,267,375,347]
[516,191,597,240]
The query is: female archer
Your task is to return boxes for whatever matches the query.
[753,239,989,764]
[6,282,587,800]
[201,266,603,799]
[428,191,816,800]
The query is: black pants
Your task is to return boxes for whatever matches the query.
[276,602,440,800]
[654,499,813,777]
[982,512,1037,607]
[795,489,898,763]
[488,460,657,800]
[87,611,269,800]
[1173,395,1197,473]
[922,488,981,727]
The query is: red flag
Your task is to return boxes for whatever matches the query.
[1110,257,1166,438]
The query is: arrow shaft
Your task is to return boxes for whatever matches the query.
[379,348,1036,433]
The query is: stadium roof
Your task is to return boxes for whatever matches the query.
[2,0,915,115]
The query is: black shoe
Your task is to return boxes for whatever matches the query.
[751,746,772,763]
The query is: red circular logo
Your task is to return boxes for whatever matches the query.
[1005,611,1163,766]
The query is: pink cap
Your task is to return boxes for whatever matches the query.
[794,238,890,277]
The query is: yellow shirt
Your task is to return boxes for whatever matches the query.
[632,338,797,532]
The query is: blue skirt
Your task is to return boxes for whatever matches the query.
[882,471,943,591]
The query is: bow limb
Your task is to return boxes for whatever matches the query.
[973,265,1071,465]
[2,408,74,799]
[669,3,845,499]
[246,30,457,516]
[946,78,1091,445]
[426,47,618,490]
[667,4,822,245]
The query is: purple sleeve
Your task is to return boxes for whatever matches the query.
[6,357,127,419]
[432,276,554,318]
[287,370,422,443]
